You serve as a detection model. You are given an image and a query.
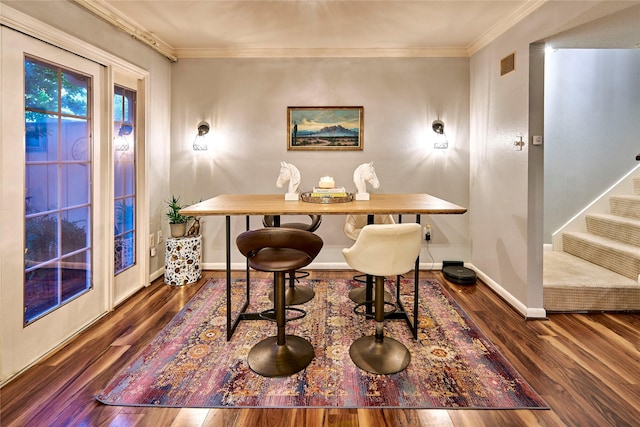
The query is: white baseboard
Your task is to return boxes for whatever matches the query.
[149,266,165,284]
[467,263,546,319]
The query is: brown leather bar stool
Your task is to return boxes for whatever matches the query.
[342,223,422,375]
[236,227,323,377]
[262,214,322,305]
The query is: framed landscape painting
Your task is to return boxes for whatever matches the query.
[287,106,363,151]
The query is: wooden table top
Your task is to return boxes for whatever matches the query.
[180,193,467,216]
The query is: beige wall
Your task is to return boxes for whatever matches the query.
[170,57,471,265]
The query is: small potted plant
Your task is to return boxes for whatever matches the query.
[166,195,192,237]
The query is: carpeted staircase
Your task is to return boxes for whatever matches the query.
[544,177,640,312]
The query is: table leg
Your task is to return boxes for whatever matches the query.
[245,215,250,302]
[227,215,258,341]
[226,215,232,340]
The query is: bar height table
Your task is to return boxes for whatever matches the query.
[181,193,467,340]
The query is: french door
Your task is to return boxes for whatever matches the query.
[112,77,145,304]
[0,28,108,381]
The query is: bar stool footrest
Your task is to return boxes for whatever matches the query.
[291,271,310,281]
[259,307,306,322]
[353,301,397,319]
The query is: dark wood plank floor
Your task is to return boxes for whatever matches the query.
[2,270,639,427]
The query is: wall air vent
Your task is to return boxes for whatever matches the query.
[500,52,516,76]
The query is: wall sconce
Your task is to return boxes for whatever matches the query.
[193,121,210,151]
[432,119,448,149]
[115,123,133,151]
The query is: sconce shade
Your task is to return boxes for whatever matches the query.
[432,120,444,135]
[197,121,210,137]
[193,121,210,151]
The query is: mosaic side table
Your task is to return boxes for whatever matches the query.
[164,234,202,286]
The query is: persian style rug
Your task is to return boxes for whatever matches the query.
[96,278,548,409]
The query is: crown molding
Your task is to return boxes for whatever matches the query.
[72,0,177,62]
[175,47,469,59]
[467,0,548,55]
[1,4,149,77]
[71,0,546,60]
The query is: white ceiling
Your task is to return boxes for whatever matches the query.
[74,0,547,61]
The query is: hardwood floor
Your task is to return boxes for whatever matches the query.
[2,270,640,426]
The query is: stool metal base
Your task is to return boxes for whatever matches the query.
[248,335,314,377]
[348,286,392,304]
[349,336,411,375]
[269,284,315,306]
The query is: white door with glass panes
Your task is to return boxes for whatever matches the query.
[113,78,144,304]
[0,28,108,382]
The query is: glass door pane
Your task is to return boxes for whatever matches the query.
[24,56,92,324]
[113,85,136,274]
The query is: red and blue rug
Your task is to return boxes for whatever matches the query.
[96,278,548,409]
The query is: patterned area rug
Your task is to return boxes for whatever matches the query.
[96,278,547,409]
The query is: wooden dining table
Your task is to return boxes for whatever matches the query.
[181,193,467,340]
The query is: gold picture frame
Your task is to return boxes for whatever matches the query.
[287,106,363,151]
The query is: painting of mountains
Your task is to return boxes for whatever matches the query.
[288,106,363,151]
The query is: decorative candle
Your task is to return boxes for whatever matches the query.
[318,176,335,188]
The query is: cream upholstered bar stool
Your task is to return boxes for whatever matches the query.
[263,214,322,305]
[343,223,422,374]
[236,227,323,377]
[343,214,395,304]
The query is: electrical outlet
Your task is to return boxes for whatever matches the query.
[157,230,162,243]
[425,224,432,241]
[149,233,155,247]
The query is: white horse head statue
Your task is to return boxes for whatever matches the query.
[276,161,301,194]
[353,161,380,194]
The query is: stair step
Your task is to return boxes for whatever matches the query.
[586,213,640,247]
[543,251,640,312]
[563,232,640,281]
[610,195,640,219]
[634,177,640,195]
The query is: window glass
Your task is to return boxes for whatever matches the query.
[24,58,58,112]
[25,113,58,162]
[113,85,137,275]
[25,164,58,213]
[23,56,92,325]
